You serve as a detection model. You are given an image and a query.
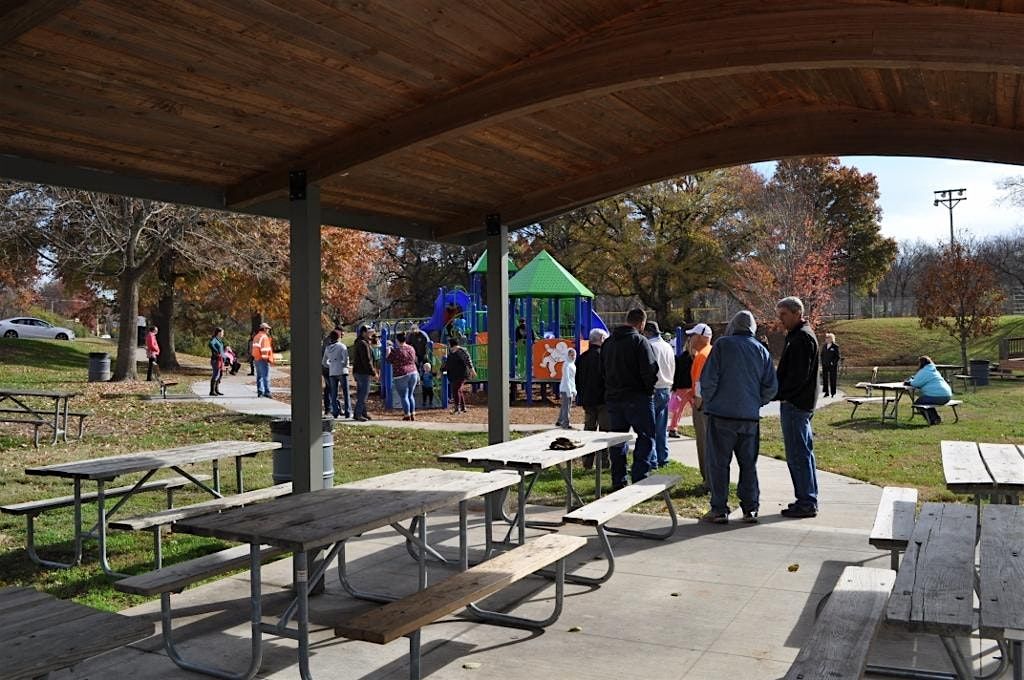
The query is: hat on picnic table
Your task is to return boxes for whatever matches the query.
[549,436,583,450]
[685,322,713,338]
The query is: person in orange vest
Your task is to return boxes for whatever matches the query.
[251,322,275,398]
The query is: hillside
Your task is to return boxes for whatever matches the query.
[824,315,1024,367]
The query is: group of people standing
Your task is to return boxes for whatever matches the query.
[563,298,824,525]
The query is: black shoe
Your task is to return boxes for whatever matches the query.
[781,506,817,519]
[742,511,759,524]
[354,416,368,422]
[668,430,681,439]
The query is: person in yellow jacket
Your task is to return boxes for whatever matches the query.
[251,322,275,398]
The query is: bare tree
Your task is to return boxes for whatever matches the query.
[876,240,936,316]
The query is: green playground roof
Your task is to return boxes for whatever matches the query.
[470,250,519,275]
[508,250,594,299]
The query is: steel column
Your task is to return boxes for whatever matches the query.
[288,172,325,494]
[485,215,510,444]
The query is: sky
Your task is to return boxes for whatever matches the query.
[754,157,1024,244]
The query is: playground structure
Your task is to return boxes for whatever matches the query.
[377,250,610,408]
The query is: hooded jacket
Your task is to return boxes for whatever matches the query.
[908,362,953,399]
[575,344,606,407]
[701,311,778,420]
[602,325,658,402]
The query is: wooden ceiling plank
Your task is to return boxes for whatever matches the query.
[0,0,79,47]
[225,1,1024,208]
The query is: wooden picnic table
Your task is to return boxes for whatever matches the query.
[0,386,82,445]
[24,440,280,576]
[885,502,1024,680]
[437,429,634,545]
[941,440,1024,503]
[866,381,914,424]
[0,586,154,680]
[933,363,962,380]
[173,467,523,680]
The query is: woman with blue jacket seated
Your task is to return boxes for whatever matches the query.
[906,356,952,425]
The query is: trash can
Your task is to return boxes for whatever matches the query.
[970,359,990,387]
[270,418,335,486]
[87,352,111,382]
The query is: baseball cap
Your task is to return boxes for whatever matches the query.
[644,321,661,335]
[259,322,271,330]
[685,323,713,338]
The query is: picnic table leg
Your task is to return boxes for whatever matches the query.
[418,512,428,590]
[940,636,974,680]
[483,491,495,559]
[95,481,128,578]
[1011,640,1022,680]
[337,541,397,604]
[459,501,469,571]
[50,397,59,445]
[61,396,70,443]
[294,551,315,680]
[212,460,221,494]
[235,456,244,493]
[24,479,85,569]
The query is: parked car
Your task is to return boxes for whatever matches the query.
[0,317,76,340]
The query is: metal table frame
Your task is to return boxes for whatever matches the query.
[0,388,80,445]
[867,382,914,424]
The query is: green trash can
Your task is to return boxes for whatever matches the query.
[270,418,335,487]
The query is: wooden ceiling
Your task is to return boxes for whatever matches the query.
[2,0,1024,243]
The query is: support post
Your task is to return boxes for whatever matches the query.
[485,215,510,444]
[288,171,325,494]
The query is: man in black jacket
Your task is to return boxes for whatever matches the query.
[775,296,820,518]
[603,308,658,490]
[576,328,609,469]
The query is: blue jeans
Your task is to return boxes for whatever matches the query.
[706,415,761,515]
[556,392,573,427]
[780,402,818,511]
[327,375,351,417]
[652,388,670,468]
[354,373,371,418]
[607,396,656,489]
[255,360,271,396]
[393,372,419,415]
[915,395,950,406]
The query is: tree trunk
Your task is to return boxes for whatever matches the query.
[113,272,140,381]
[155,251,180,370]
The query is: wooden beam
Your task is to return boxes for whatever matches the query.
[0,0,80,47]
[435,106,1024,239]
[225,1,1024,208]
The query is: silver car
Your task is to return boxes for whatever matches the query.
[0,317,76,340]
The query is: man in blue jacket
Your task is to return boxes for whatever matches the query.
[699,310,778,524]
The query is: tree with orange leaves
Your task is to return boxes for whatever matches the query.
[916,241,1005,369]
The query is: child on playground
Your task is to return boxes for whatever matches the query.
[556,348,577,428]
[421,362,435,408]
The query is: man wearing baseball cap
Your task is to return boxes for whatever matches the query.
[686,322,713,489]
[251,322,274,398]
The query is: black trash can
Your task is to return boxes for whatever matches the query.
[87,352,111,382]
[970,359,990,387]
[270,418,335,486]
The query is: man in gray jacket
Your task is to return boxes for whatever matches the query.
[699,311,778,524]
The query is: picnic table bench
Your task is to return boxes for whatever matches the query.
[0,586,154,680]
[20,440,280,575]
[869,486,918,570]
[0,387,85,447]
[560,474,679,584]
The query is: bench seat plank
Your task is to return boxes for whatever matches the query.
[979,505,1024,638]
[334,533,587,644]
[941,440,992,493]
[784,566,896,680]
[0,475,211,516]
[564,475,679,527]
[978,444,1024,490]
[114,544,287,596]
[869,486,918,551]
[109,482,292,531]
[886,503,977,635]
[846,397,885,404]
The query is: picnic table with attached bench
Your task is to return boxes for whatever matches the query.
[15,440,280,575]
[942,439,1024,505]
[0,585,154,680]
[437,429,634,545]
[0,387,86,447]
[126,467,556,680]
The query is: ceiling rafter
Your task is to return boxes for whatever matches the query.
[225,0,1024,209]
[0,0,80,47]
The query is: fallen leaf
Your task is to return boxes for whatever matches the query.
[462,662,481,670]
[788,563,799,572]
[568,625,582,632]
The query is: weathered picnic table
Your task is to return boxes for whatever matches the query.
[884,502,1024,680]
[171,468,523,680]
[867,381,914,424]
[23,440,280,575]
[941,439,1024,504]
[0,585,154,680]
[437,429,634,545]
[0,387,83,446]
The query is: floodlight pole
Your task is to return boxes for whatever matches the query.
[933,188,966,245]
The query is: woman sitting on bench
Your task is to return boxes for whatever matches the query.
[905,355,952,425]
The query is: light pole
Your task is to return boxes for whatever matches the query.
[933,188,966,245]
